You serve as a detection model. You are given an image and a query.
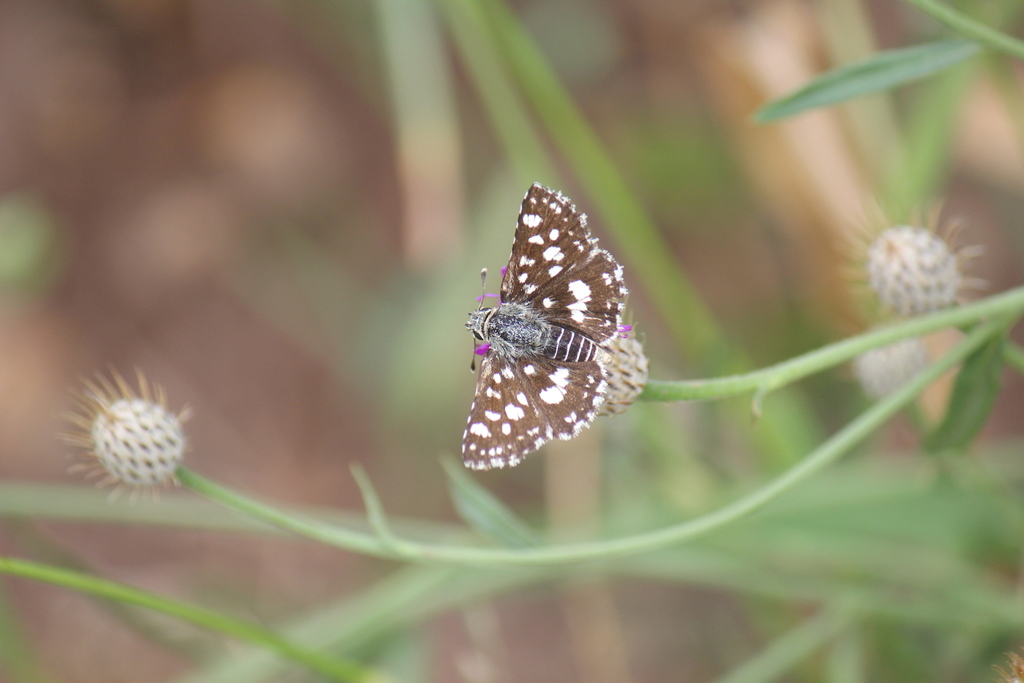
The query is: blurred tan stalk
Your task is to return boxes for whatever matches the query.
[375,0,464,269]
[546,432,636,683]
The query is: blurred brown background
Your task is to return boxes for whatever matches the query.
[1,0,1024,681]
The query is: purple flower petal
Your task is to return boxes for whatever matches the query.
[474,343,490,356]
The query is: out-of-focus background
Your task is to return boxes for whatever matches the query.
[1,0,1024,681]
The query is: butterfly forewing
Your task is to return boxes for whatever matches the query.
[461,355,608,470]
[500,184,626,344]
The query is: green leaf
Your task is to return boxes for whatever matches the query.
[441,458,539,547]
[756,40,980,123]
[925,329,1007,453]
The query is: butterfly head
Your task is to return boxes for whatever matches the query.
[466,308,490,342]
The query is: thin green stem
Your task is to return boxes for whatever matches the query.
[901,0,1024,61]
[641,285,1024,402]
[175,469,387,556]
[0,579,46,683]
[180,317,1005,566]
[0,556,371,682]
[437,0,555,183]
[1004,341,1024,376]
[717,603,851,683]
[479,0,718,362]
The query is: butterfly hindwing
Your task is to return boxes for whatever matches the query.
[461,354,608,470]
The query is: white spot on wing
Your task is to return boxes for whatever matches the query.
[550,368,570,387]
[516,392,528,404]
[484,410,501,421]
[523,284,537,294]
[505,404,525,420]
[568,280,591,301]
[522,213,542,228]
[470,423,491,437]
[542,297,554,308]
[549,229,559,240]
[502,423,511,435]
[539,385,565,404]
[548,265,563,277]
[524,365,536,375]
[518,272,529,283]
[528,235,544,244]
[543,246,564,261]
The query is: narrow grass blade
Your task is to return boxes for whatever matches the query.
[756,40,979,123]
[442,458,539,547]
[925,324,1008,453]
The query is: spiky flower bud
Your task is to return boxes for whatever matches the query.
[996,651,1024,683]
[597,330,649,417]
[852,337,928,400]
[866,225,962,316]
[63,370,190,491]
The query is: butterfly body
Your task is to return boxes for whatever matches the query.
[467,303,551,360]
[462,183,627,470]
[468,305,602,365]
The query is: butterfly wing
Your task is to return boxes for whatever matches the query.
[461,354,608,470]
[500,183,626,344]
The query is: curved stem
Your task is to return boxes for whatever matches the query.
[902,0,1024,61]
[641,285,1024,402]
[0,556,370,682]
[180,317,1005,566]
[1004,341,1024,377]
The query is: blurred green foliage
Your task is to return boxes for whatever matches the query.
[2,0,1024,681]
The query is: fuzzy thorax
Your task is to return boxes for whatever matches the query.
[466,303,552,360]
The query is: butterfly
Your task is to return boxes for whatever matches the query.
[462,183,627,470]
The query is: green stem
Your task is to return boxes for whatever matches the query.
[478,0,718,362]
[437,0,555,183]
[180,317,1004,566]
[0,556,370,682]
[901,0,1024,61]
[1004,341,1024,376]
[0,578,47,683]
[717,603,851,683]
[641,285,1024,402]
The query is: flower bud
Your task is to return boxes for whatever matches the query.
[63,370,189,491]
[866,225,962,316]
[852,337,928,399]
[598,331,649,417]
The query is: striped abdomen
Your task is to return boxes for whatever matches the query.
[544,326,598,363]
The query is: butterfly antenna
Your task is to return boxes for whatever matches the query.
[477,268,487,310]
